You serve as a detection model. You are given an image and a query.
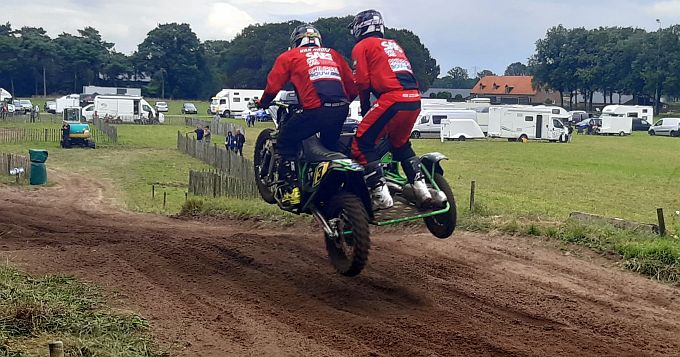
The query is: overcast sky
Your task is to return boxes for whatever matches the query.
[3,0,680,76]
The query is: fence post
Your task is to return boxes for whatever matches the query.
[163,192,167,209]
[469,181,476,212]
[48,341,64,357]
[152,184,155,198]
[657,208,666,236]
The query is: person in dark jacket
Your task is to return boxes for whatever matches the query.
[235,130,245,156]
[226,131,236,151]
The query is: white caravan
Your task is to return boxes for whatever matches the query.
[440,119,485,142]
[82,95,163,123]
[0,88,11,102]
[210,89,263,117]
[411,109,478,139]
[488,106,568,142]
[420,100,492,133]
[598,105,652,136]
[56,94,80,114]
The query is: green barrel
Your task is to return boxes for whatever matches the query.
[29,149,48,163]
[29,162,47,185]
[28,149,48,185]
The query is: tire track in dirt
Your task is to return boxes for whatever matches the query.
[0,173,679,356]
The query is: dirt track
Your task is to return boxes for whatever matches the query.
[1,173,679,357]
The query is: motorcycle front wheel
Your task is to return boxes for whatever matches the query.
[324,193,371,277]
[254,128,276,204]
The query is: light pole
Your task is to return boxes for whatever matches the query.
[655,19,661,115]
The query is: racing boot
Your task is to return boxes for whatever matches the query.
[365,161,393,210]
[277,160,300,206]
[402,157,433,208]
[370,182,393,210]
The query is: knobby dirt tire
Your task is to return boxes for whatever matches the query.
[424,173,457,239]
[254,128,276,204]
[324,193,371,277]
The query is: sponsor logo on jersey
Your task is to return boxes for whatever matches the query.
[309,66,341,81]
[388,58,412,73]
[381,40,405,57]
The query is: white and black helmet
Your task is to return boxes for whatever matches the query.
[290,24,322,48]
[348,9,385,40]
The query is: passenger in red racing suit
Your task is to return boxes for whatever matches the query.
[349,9,443,209]
[258,24,357,205]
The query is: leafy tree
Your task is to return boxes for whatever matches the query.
[133,23,206,98]
[504,62,529,76]
[476,69,496,79]
[447,66,469,80]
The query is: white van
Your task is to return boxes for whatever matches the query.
[488,106,568,142]
[649,118,680,137]
[56,94,80,114]
[82,95,163,123]
[209,89,263,117]
[411,109,478,139]
[440,119,485,142]
[598,105,652,136]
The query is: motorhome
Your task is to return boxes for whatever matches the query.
[209,89,263,117]
[56,94,80,114]
[440,119,485,142]
[597,105,652,136]
[411,109,479,139]
[488,106,568,142]
[0,88,11,102]
[82,95,163,123]
[418,100,492,133]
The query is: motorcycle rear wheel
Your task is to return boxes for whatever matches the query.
[254,128,276,204]
[324,193,371,277]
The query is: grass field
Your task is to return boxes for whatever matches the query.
[416,133,680,224]
[0,265,162,356]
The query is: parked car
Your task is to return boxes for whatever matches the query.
[15,99,32,114]
[155,101,169,113]
[342,118,359,133]
[649,118,680,137]
[255,109,272,121]
[181,102,197,114]
[632,118,651,131]
[569,111,590,123]
[5,103,15,113]
[44,101,57,114]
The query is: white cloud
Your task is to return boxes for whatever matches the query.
[206,3,256,39]
[650,0,680,16]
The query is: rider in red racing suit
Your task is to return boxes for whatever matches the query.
[259,24,357,205]
[349,9,443,209]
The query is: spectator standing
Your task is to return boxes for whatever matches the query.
[235,130,245,156]
[226,131,236,151]
[188,126,204,141]
[203,126,211,143]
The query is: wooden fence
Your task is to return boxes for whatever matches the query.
[0,127,115,144]
[177,131,254,180]
[184,117,245,136]
[188,170,259,199]
[92,117,118,143]
[178,131,258,199]
[0,152,30,182]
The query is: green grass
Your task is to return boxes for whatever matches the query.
[0,265,163,356]
[181,197,303,226]
[412,133,680,224]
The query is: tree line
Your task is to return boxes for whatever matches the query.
[435,25,677,112]
[0,18,439,99]
[530,25,677,111]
